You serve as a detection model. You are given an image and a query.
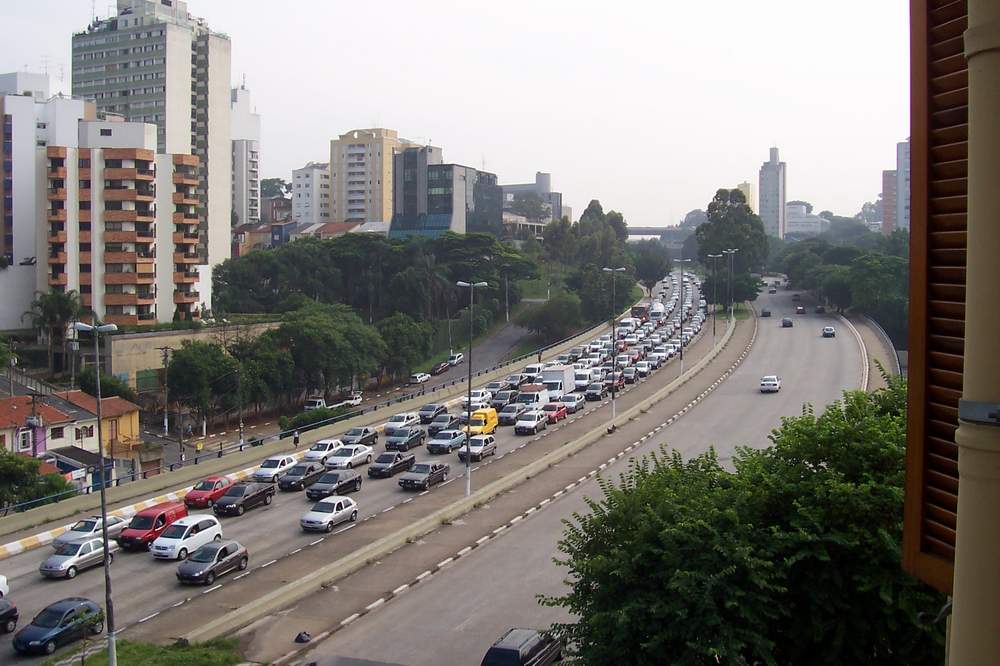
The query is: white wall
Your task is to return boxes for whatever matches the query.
[204,32,232,272]
[155,154,175,323]
[163,24,193,154]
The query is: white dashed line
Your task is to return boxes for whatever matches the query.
[202,584,222,594]
[341,613,360,626]
[437,557,454,568]
[234,572,251,580]
[137,611,160,623]
[457,546,472,556]
[416,570,432,581]
[392,584,409,595]
[365,598,385,611]
[260,559,277,568]
[309,538,324,546]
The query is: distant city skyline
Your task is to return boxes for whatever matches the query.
[0,0,909,226]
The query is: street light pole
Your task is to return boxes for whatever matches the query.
[706,253,722,347]
[675,258,692,375]
[156,346,171,437]
[74,321,119,666]
[237,364,245,449]
[724,248,740,319]
[602,267,626,429]
[457,280,488,497]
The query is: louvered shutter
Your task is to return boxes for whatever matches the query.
[902,0,968,595]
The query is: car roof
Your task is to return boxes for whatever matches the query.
[171,514,216,525]
[314,494,352,504]
[46,597,96,613]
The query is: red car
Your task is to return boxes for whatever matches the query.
[542,402,568,424]
[430,361,451,375]
[184,475,235,509]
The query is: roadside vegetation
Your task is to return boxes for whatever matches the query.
[58,638,242,666]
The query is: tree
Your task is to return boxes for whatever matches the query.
[628,239,672,296]
[695,189,769,273]
[377,313,432,379]
[818,265,853,312]
[518,292,583,341]
[787,199,813,213]
[78,366,138,404]
[0,336,12,370]
[166,340,239,429]
[509,192,549,224]
[544,377,946,665]
[260,178,290,198]
[0,449,76,509]
[22,289,86,374]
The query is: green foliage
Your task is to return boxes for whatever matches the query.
[166,340,239,423]
[509,192,549,223]
[377,313,433,378]
[544,377,946,665]
[700,272,760,307]
[22,289,86,374]
[0,449,76,509]
[78,366,139,404]
[696,188,769,273]
[260,178,290,198]
[78,638,243,666]
[627,239,672,296]
[278,406,351,434]
[0,335,13,369]
[517,292,583,342]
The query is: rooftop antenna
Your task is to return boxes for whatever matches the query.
[241,73,246,89]
[91,0,96,21]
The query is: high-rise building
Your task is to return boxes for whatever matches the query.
[329,128,419,224]
[72,0,232,282]
[881,169,897,235]
[291,162,331,226]
[230,84,261,227]
[758,147,786,238]
[736,181,756,213]
[785,202,829,237]
[895,139,911,231]
[501,172,564,223]
[393,145,444,221]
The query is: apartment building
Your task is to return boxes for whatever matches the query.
[330,128,420,224]
[291,162,331,225]
[895,138,910,231]
[881,169,897,235]
[501,172,564,223]
[736,180,756,213]
[230,84,261,227]
[71,0,232,284]
[758,146,787,238]
[785,202,829,237]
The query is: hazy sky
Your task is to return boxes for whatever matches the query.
[1,0,909,227]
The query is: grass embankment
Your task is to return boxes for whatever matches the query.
[413,302,531,374]
[49,639,242,666]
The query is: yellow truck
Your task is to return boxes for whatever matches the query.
[463,407,499,436]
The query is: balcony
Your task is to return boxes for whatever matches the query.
[176,308,201,322]
[47,188,66,201]
[173,251,201,264]
[104,251,137,264]
[46,146,67,159]
[47,167,67,179]
[173,172,199,186]
[104,293,140,306]
[78,168,91,179]
[173,270,198,283]
[79,272,91,285]
[103,210,139,223]
[104,148,155,162]
[48,273,67,287]
[105,188,155,203]
[81,293,92,307]
[48,230,67,244]
[79,188,91,201]
[104,230,137,243]
[47,252,67,265]
[172,212,200,225]
[173,289,199,304]
[172,192,199,206]
[173,154,199,167]
[79,210,91,222]
[136,227,155,241]
[104,167,155,181]
[104,314,138,326]
[47,209,67,222]
[104,272,140,285]
[172,231,199,244]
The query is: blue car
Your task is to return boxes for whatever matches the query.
[12,597,103,656]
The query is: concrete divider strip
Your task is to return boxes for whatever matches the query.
[182,314,740,644]
[840,314,870,392]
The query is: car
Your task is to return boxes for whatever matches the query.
[768,287,777,294]
[815,305,826,313]
[213,481,275,516]
[300,437,343,462]
[498,402,528,425]
[278,462,326,491]
[584,382,607,401]
[385,426,426,452]
[482,627,562,666]
[325,444,374,469]
[485,380,512,394]
[13,597,104,656]
[117,501,188,550]
[781,317,794,328]
[448,352,465,366]
[418,403,447,424]
[761,309,771,317]
[542,402,568,424]
[52,515,127,549]
[427,429,467,454]
[458,434,496,462]
[409,372,431,385]
[176,540,249,585]
[514,410,548,435]
[384,412,420,437]
[0,598,17,633]
[39,537,119,579]
[792,293,801,301]
[822,326,836,338]
[368,452,416,478]
[491,389,518,410]
[428,412,462,436]
[796,306,806,314]
[463,407,499,436]
[151,515,223,560]
[306,469,363,500]
[300,496,358,532]
[506,373,529,387]
[399,462,450,490]
[635,361,652,377]
[334,392,364,409]
[430,360,451,375]
[760,375,782,393]
[461,389,493,411]
[251,454,298,483]
[342,426,378,447]
[184,476,235,509]
[303,396,328,412]
[560,393,585,414]
[622,367,638,384]
[0,575,8,598]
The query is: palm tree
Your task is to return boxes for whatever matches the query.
[22,289,85,375]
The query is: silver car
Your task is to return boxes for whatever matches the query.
[40,537,119,579]
[52,516,127,549]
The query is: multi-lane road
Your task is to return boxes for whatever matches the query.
[1,277,703,661]
[301,288,865,666]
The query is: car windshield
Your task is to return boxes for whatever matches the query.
[312,502,337,513]
[588,384,602,390]
[287,466,309,476]
[310,443,329,451]
[561,396,576,402]
[129,515,154,530]
[318,473,340,484]
[432,415,451,423]
[389,415,406,422]
[260,459,280,469]
[70,519,96,533]
[193,480,216,491]
[411,464,431,474]
[332,448,355,457]
[421,405,439,412]
[160,524,188,539]
[470,439,487,447]
[375,454,396,463]
[223,486,247,497]
[32,608,65,628]
[470,418,485,426]
[54,541,83,555]
[188,545,220,563]
[346,428,365,436]
[501,406,518,413]
[543,404,557,411]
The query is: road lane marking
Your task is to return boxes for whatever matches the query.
[234,572,251,580]
[137,611,160,623]
[310,538,325,545]
[416,570,432,581]
[341,613,360,626]
[261,559,278,568]
[436,557,454,568]
[392,584,410,595]
[457,546,472,556]
[365,598,385,611]
[202,584,222,594]
[382,506,395,513]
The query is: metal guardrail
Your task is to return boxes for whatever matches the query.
[859,314,902,377]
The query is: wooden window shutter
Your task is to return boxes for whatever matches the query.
[902,0,968,595]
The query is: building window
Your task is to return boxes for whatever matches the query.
[17,429,32,452]
[100,128,113,137]
[50,427,64,440]
[75,425,95,440]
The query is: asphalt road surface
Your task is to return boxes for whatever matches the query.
[306,288,864,666]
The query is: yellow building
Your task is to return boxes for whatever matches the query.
[63,390,142,457]
[736,181,756,213]
[329,128,420,224]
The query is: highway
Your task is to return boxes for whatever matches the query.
[300,288,865,666]
[1,276,699,661]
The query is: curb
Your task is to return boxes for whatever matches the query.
[839,314,870,392]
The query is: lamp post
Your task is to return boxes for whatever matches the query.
[457,280,488,497]
[675,258,692,375]
[73,320,119,666]
[723,248,740,319]
[602,267,626,428]
[706,253,722,347]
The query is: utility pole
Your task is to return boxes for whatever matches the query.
[457,280,488,497]
[237,364,245,449]
[676,258,692,375]
[602,266,626,430]
[706,253,722,347]
[724,248,740,319]
[156,346,171,437]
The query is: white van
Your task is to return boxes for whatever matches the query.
[574,371,591,391]
[151,514,222,560]
[523,363,545,377]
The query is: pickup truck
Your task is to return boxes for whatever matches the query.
[303,392,363,412]
[367,452,416,478]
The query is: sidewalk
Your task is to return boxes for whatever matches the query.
[847,314,900,391]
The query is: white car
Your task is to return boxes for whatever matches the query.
[560,393,586,414]
[52,515,127,549]
[409,372,431,385]
[458,434,496,462]
[448,352,465,366]
[384,412,420,436]
[0,574,7,598]
[325,444,374,469]
[304,438,343,464]
[514,410,548,435]
[461,389,492,411]
[252,455,298,483]
[300,496,358,532]
[151,515,222,560]
[760,375,782,393]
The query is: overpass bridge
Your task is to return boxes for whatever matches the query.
[628,226,671,236]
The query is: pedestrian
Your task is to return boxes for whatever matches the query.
[293,430,300,448]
